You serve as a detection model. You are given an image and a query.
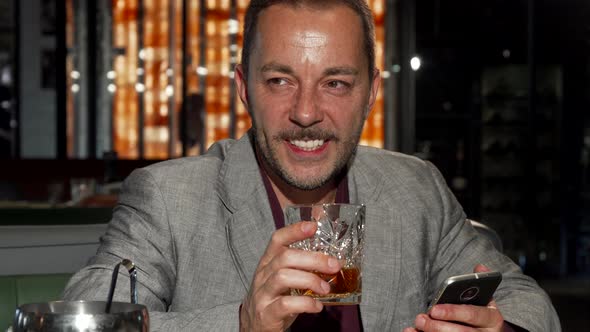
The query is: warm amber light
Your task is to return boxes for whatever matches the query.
[106,0,385,159]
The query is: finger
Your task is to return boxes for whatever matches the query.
[429,304,504,328]
[259,222,317,267]
[473,264,490,273]
[271,221,317,249]
[262,267,331,297]
[265,295,323,321]
[487,298,498,309]
[415,313,475,332]
[402,328,418,332]
[255,248,341,290]
[268,248,341,275]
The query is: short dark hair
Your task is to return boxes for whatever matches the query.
[241,0,376,80]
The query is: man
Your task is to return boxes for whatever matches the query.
[63,0,561,331]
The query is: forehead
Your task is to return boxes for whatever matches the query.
[251,4,366,69]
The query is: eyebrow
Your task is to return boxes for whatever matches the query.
[260,62,294,75]
[323,67,359,77]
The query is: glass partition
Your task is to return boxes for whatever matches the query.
[63,0,388,160]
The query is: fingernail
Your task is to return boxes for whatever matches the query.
[415,315,426,329]
[301,222,314,233]
[321,281,330,293]
[328,257,339,268]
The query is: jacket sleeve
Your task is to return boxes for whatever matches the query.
[62,168,241,331]
[423,161,561,332]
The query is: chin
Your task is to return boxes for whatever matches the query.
[283,168,334,191]
[286,179,330,191]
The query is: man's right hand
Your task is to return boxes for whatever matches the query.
[240,221,342,331]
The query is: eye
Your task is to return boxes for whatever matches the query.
[267,77,289,86]
[326,80,351,89]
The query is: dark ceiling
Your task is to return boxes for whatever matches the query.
[415,0,590,64]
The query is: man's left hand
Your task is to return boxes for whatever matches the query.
[403,264,509,332]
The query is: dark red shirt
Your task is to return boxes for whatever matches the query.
[260,169,363,332]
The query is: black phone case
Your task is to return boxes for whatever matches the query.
[430,271,502,307]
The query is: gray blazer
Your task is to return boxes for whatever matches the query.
[63,134,560,331]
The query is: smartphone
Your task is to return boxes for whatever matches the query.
[427,271,502,312]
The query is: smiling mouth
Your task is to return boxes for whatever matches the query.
[289,139,326,151]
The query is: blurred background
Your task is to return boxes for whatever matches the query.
[0,0,588,330]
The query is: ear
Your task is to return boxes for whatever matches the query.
[364,68,381,119]
[235,64,249,110]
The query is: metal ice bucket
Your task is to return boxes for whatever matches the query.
[12,259,149,332]
[12,301,148,332]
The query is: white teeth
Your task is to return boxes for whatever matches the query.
[290,139,325,151]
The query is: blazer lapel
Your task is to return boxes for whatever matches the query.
[218,134,277,290]
[349,157,402,331]
[226,194,275,289]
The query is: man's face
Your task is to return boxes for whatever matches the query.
[236,4,380,190]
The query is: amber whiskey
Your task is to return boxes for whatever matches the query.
[292,267,361,304]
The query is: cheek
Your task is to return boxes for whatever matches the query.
[250,98,288,130]
[322,99,367,130]
[255,93,294,121]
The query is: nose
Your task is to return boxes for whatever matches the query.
[289,87,323,127]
